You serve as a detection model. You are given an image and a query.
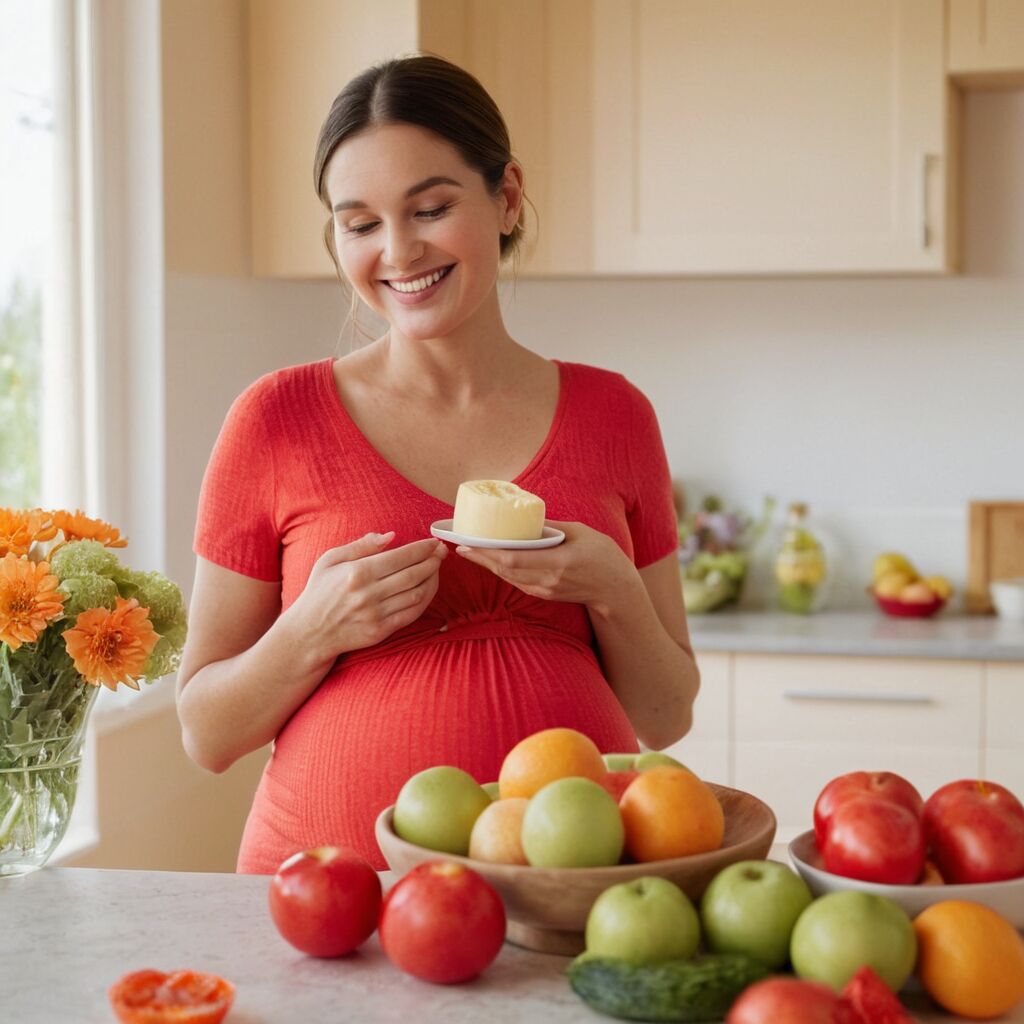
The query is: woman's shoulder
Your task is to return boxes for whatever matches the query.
[229,357,333,418]
[558,360,654,416]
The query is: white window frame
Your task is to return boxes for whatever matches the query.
[49,0,167,862]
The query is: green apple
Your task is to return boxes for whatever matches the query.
[393,765,491,855]
[634,751,691,773]
[586,876,700,964]
[790,891,917,992]
[603,753,638,772]
[700,859,813,969]
[521,777,624,868]
[482,781,500,801]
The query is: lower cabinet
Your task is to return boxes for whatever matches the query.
[985,662,1024,797]
[666,651,1013,847]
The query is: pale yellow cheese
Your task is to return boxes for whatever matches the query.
[452,480,545,540]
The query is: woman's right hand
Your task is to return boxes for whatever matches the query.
[285,531,447,662]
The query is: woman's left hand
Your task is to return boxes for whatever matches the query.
[454,521,639,614]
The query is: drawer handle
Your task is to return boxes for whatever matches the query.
[783,689,935,705]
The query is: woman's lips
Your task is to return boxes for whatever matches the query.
[382,265,454,306]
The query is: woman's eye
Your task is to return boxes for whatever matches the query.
[417,203,451,220]
[346,221,379,235]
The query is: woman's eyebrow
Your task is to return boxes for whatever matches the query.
[332,175,463,213]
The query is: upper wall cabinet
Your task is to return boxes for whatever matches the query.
[248,0,586,278]
[250,0,955,278]
[948,0,1024,80]
[591,0,952,275]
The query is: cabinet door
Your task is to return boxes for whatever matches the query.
[984,662,1024,794]
[733,654,982,843]
[249,0,419,278]
[441,1,594,275]
[592,0,951,274]
[949,0,1024,77]
[662,651,731,784]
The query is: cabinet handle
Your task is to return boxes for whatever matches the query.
[920,153,932,249]
[784,689,935,705]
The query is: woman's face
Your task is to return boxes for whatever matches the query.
[323,123,521,342]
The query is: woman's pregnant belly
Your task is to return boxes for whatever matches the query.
[236,628,639,872]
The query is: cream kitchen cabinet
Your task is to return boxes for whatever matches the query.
[592,0,953,274]
[248,0,585,278]
[250,0,958,279]
[948,0,1024,80]
[665,650,1015,846]
[985,661,1024,795]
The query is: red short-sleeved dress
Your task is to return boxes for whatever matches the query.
[193,357,679,872]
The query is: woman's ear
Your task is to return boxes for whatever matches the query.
[499,160,525,234]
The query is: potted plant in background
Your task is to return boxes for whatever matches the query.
[677,494,774,614]
[0,508,186,876]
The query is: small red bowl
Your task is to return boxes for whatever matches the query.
[874,593,946,618]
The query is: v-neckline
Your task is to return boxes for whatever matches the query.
[318,357,570,510]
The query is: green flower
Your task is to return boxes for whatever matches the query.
[59,575,119,618]
[49,539,121,581]
[142,621,187,681]
[112,569,185,632]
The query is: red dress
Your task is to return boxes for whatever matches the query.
[194,357,678,872]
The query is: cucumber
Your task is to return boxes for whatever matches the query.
[567,952,769,1022]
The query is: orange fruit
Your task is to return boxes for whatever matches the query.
[468,797,529,865]
[913,900,1024,1019]
[619,766,724,862]
[498,727,606,799]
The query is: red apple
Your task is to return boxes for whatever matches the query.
[727,977,860,1024]
[814,772,923,849]
[269,846,382,957]
[379,861,506,984]
[822,796,926,885]
[923,779,1024,883]
[598,770,639,803]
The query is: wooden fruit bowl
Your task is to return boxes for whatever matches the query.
[375,782,776,956]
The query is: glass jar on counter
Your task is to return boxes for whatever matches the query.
[774,502,830,614]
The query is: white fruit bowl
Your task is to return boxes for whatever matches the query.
[376,782,776,956]
[789,830,1024,928]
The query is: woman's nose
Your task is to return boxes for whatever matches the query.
[382,222,425,270]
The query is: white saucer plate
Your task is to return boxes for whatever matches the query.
[430,519,565,550]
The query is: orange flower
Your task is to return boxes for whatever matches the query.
[62,597,159,690]
[0,552,66,649]
[51,509,128,549]
[0,508,59,557]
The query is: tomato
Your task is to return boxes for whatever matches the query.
[268,846,382,957]
[821,796,926,885]
[923,779,1024,883]
[726,977,860,1024]
[378,860,506,984]
[814,772,923,850]
[840,966,915,1024]
[108,969,235,1024]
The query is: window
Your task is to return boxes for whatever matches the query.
[0,0,54,508]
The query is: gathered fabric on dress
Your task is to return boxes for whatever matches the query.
[194,357,679,872]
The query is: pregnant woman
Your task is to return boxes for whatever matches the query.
[176,55,700,872]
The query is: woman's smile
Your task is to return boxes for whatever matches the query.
[381,264,455,304]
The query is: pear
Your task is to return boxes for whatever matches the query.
[873,552,917,582]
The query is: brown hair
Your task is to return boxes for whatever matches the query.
[314,54,525,278]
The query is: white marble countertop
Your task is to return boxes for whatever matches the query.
[688,610,1024,662]
[1,867,1020,1023]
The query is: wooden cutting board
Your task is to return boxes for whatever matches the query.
[967,501,1024,613]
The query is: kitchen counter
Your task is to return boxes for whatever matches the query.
[2,867,1020,1022]
[688,610,1024,662]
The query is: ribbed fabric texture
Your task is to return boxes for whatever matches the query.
[193,357,679,872]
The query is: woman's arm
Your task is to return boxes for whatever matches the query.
[177,534,448,773]
[587,550,699,751]
[454,526,699,750]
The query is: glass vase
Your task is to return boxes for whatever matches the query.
[0,639,99,877]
